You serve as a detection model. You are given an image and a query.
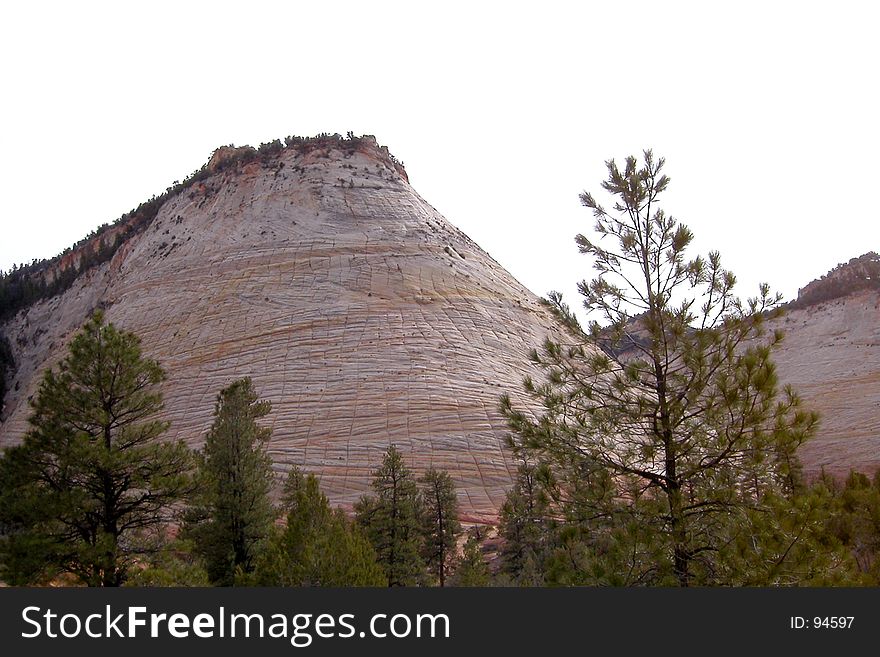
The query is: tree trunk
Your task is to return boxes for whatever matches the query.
[101,422,120,587]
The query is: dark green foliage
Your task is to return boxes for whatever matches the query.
[184,378,276,586]
[0,265,48,322]
[497,461,551,584]
[501,151,844,586]
[257,139,284,157]
[2,220,140,321]
[820,470,880,582]
[355,445,425,586]
[123,538,210,587]
[0,311,194,586]
[450,528,490,587]
[419,468,462,586]
[710,485,858,586]
[249,467,385,586]
[0,332,13,412]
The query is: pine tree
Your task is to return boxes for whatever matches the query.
[250,466,385,586]
[184,377,275,585]
[501,151,837,586]
[450,528,490,587]
[820,470,880,583]
[419,468,461,586]
[0,311,193,586]
[497,461,550,582]
[355,445,425,586]
[122,538,210,586]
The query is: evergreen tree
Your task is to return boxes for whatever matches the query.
[355,445,425,586]
[450,528,490,587]
[714,481,857,585]
[820,469,880,583]
[497,461,551,583]
[419,468,461,586]
[250,467,385,586]
[0,311,193,586]
[184,377,275,585]
[122,538,210,587]
[501,151,838,586]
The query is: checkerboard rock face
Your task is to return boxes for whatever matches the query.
[766,288,880,480]
[0,140,566,523]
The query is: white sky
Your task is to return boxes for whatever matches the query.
[1,1,878,318]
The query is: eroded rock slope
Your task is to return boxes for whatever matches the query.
[770,256,880,478]
[0,138,563,522]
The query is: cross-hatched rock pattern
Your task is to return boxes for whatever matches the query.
[0,140,565,523]
[767,289,880,479]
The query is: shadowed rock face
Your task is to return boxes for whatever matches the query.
[0,138,564,523]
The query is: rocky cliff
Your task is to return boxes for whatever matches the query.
[772,256,880,478]
[790,252,879,310]
[0,135,565,523]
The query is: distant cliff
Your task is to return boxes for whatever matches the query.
[788,252,880,310]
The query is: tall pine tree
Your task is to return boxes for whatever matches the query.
[497,460,550,584]
[419,468,461,586]
[355,445,425,586]
[502,151,845,585]
[0,311,193,586]
[184,377,275,585]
